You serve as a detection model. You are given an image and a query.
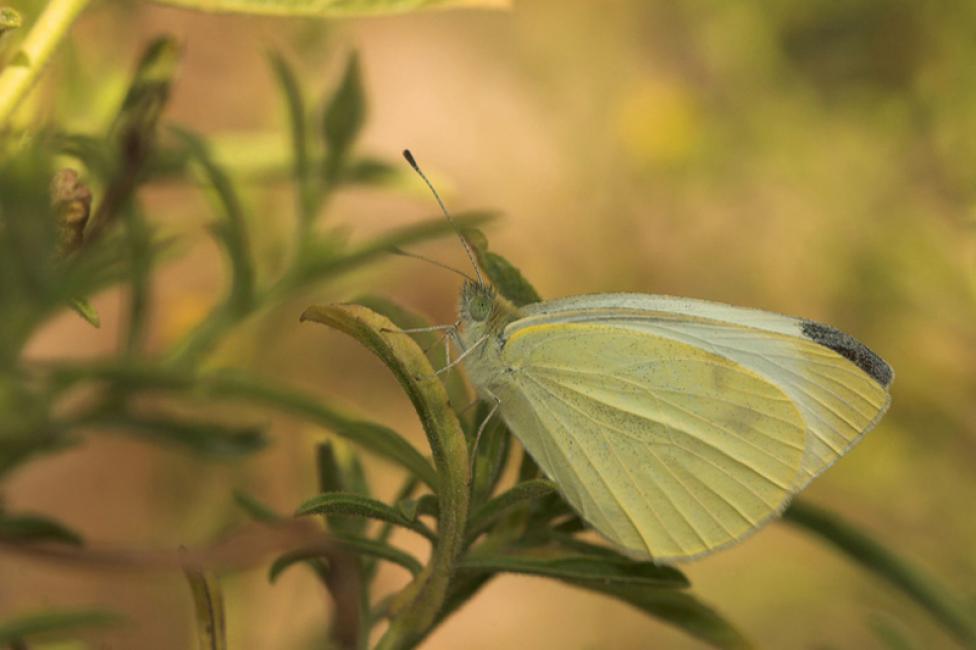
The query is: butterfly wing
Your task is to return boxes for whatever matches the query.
[485,294,892,562]
[513,294,893,490]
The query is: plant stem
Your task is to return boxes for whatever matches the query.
[0,0,91,127]
[300,304,470,650]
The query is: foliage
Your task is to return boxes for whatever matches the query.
[1,2,974,650]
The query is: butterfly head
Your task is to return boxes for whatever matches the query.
[460,281,495,323]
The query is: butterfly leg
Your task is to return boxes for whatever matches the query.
[380,321,459,335]
[470,395,501,473]
[434,335,488,376]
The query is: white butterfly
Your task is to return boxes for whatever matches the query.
[404,150,893,563]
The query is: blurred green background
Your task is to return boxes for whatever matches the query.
[3,0,976,648]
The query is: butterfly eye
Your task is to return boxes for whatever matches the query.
[469,294,491,322]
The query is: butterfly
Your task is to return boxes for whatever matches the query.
[404,151,893,563]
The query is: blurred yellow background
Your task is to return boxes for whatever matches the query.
[4,1,976,648]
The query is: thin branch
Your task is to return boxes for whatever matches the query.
[0,0,92,126]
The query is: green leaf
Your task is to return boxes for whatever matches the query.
[343,158,398,186]
[459,546,688,588]
[184,569,227,650]
[210,373,438,488]
[415,493,440,518]
[274,532,426,578]
[268,52,316,227]
[316,440,371,534]
[170,127,255,315]
[144,0,509,17]
[869,614,917,650]
[0,513,83,546]
[232,489,283,523]
[783,500,976,648]
[299,303,470,483]
[50,365,439,489]
[110,37,181,141]
[296,492,435,541]
[323,52,365,180]
[579,584,754,650]
[464,228,541,306]
[354,295,470,413]
[333,532,423,576]
[86,411,267,458]
[469,401,512,507]
[0,609,121,645]
[268,547,331,583]
[69,298,100,327]
[465,479,556,543]
[396,497,419,521]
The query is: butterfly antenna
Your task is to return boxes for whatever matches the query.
[389,246,476,282]
[402,149,485,286]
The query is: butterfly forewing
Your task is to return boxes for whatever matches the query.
[509,294,893,491]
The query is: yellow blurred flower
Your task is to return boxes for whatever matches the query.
[615,78,702,167]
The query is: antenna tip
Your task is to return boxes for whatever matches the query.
[402,149,419,170]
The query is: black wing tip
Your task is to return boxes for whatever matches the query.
[800,320,893,389]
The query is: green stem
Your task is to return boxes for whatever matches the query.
[0,0,91,127]
[300,304,470,650]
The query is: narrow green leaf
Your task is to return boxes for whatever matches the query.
[268,52,316,228]
[209,373,438,488]
[299,304,470,497]
[316,440,371,534]
[144,0,509,17]
[577,583,754,650]
[85,411,267,458]
[415,493,440,518]
[0,513,83,546]
[0,434,78,480]
[50,364,439,489]
[232,489,283,523]
[469,402,511,507]
[268,548,331,584]
[83,37,180,245]
[0,609,121,645]
[869,614,917,650]
[296,492,435,541]
[783,500,976,648]
[170,127,254,315]
[323,52,365,180]
[331,532,422,576]
[365,476,421,582]
[355,295,470,413]
[268,534,423,582]
[122,207,153,353]
[465,479,556,543]
[463,228,541,306]
[184,569,227,650]
[396,497,419,521]
[69,298,100,327]
[459,547,688,588]
[343,158,397,186]
[111,37,182,138]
